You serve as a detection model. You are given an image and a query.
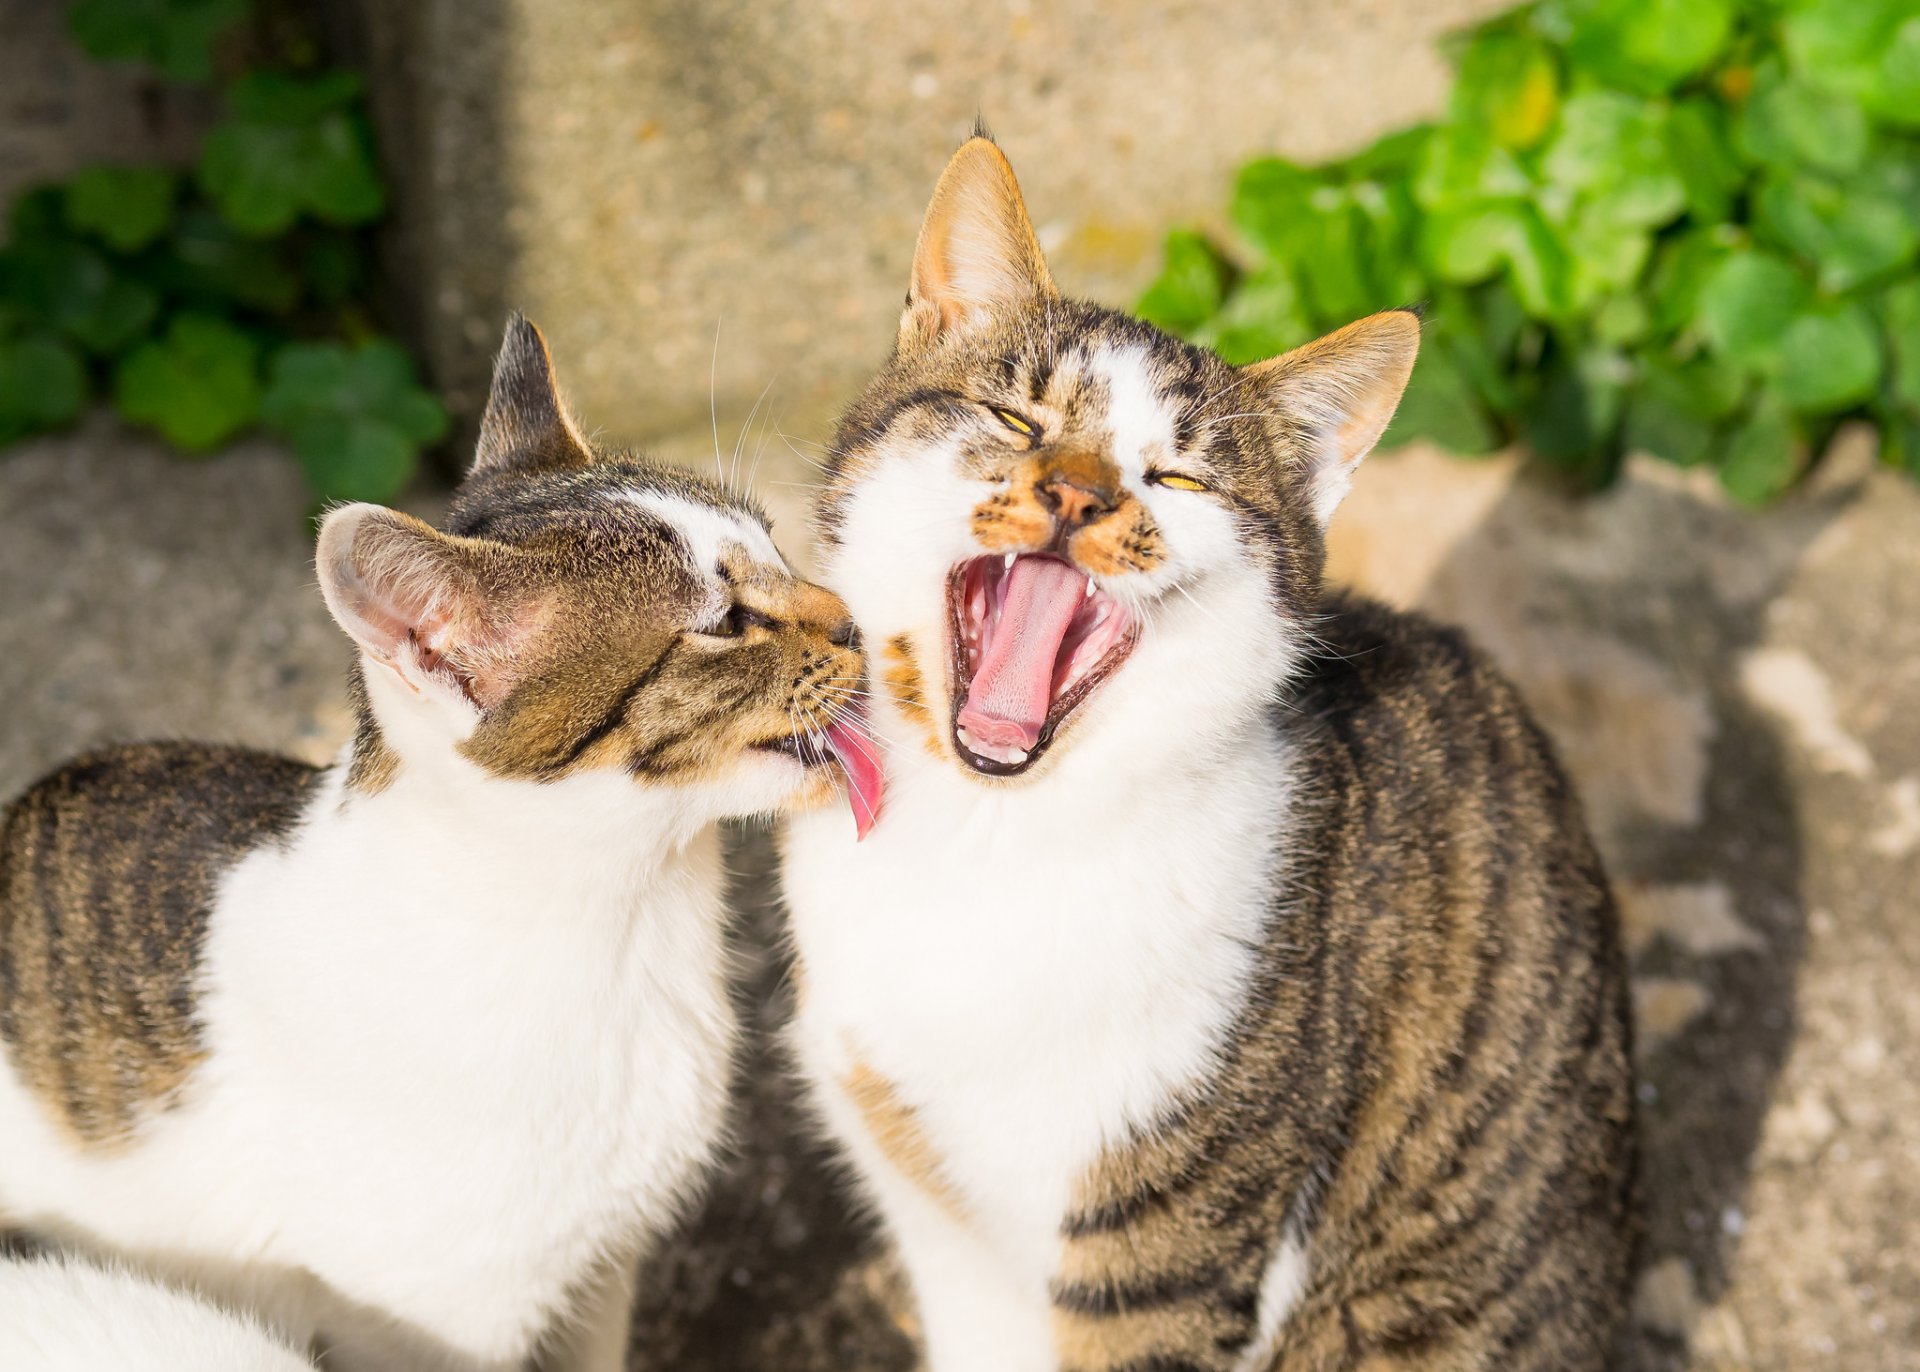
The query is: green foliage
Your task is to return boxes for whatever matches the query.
[69,0,248,84]
[113,313,261,450]
[261,341,448,503]
[1142,0,1920,498]
[199,73,385,234]
[0,0,444,504]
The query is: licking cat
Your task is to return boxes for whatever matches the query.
[0,315,876,1371]
[780,135,1636,1371]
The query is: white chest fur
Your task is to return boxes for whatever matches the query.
[0,757,736,1369]
[783,725,1291,1326]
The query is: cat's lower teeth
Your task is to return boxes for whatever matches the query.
[956,726,1028,767]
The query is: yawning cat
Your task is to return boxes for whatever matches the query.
[780,135,1636,1371]
[0,316,874,1371]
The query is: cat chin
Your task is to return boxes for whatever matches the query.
[682,753,840,822]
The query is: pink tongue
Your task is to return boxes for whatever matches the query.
[957,557,1084,752]
[825,716,886,841]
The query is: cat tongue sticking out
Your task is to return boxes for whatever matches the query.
[826,716,886,839]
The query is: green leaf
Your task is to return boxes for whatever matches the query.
[1341,124,1434,181]
[1623,388,1719,467]
[112,313,261,450]
[1136,231,1232,335]
[1649,228,1732,335]
[1666,99,1745,224]
[1755,172,1919,293]
[1381,343,1502,454]
[1627,351,1748,465]
[198,73,386,235]
[1500,206,1577,319]
[1348,178,1427,307]
[299,229,367,307]
[1719,396,1806,504]
[1882,279,1920,409]
[147,206,305,314]
[1737,65,1870,175]
[1196,266,1316,365]
[1593,295,1652,346]
[1418,201,1575,318]
[1868,19,1920,128]
[1229,159,1324,261]
[1453,29,1561,151]
[1542,92,1683,220]
[1412,121,1531,211]
[1420,203,1523,284]
[1297,200,1388,322]
[1878,404,1920,476]
[260,339,448,502]
[62,166,177,252]
[0,334,89,444]
[1776,304,1883,413]
[1520,343,1629,483]
[0,239,160,355]
[67,0,247,83]
[1780,0,1915,100]
[1561,202,1653,311]
[1695,250,1809,369]
[1560,0,1736,94]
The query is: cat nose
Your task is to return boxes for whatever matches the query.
[1036,476,1114,529]
[826,618,859,650]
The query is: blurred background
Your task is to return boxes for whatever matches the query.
[1,1,1916,1368]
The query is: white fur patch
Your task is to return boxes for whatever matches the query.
[1232,1232,1311,1372]
[0,1256,316,1372]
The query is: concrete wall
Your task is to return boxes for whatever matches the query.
[351,0,1511,446]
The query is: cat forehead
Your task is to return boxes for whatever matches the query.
[616,489,786,576]
[984,309,1225,428]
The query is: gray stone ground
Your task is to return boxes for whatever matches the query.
[2,415,1916,1371]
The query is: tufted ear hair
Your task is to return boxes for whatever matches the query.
[1243,310,1421,526]
[470,313,595,477]
[899,134,1057,354]
[315,503,541,710]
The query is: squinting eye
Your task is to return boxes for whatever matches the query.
[1148,471,1209,493]
[701,604,773,638]
[990,407,1038,438]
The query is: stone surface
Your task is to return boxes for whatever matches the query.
[345,0,1512,442]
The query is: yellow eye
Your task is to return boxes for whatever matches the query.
[1150,472,1208,492]
[990,407,1036,437]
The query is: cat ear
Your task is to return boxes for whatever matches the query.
[316,504,536,711]
[1244,310,1421,526]
[471,313,595,476]
[900,134,1057,351]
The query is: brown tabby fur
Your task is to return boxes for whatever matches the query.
[1047,599,1637,1369]
[0,315,862,1146]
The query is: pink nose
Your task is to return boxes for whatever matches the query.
[1037,477,1114,528]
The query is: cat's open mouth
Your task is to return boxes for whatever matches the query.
[946,554,1137,776]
